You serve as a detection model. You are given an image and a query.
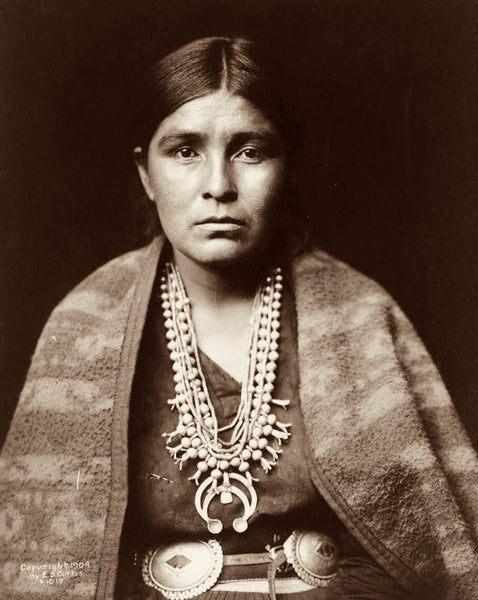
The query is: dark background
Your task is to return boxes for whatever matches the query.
[1,0,477,448]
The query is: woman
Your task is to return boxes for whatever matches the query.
[1,37,477,600]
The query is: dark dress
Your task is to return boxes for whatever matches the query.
[115,267,410,600]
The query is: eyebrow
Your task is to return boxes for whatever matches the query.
[156,130,282,149]
[157,132,203,147]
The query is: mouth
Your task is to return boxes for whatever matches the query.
[196,217,246,225]
[195,217,246,232]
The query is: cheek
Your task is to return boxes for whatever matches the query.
[242,165,285,215]
[149,166,194,215]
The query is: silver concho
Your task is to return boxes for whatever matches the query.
[142,539,223,600]
[283,530,338,587]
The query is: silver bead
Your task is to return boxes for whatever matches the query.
[187,368,198,380]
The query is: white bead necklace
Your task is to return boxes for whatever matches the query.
[161,262,291,534]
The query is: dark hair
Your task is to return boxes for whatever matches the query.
[133,36,307,249]
[135,36,302,163]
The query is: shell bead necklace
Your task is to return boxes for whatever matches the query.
[161,262,291,534]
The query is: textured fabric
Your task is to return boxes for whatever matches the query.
[119,584,328,600]
[1,237,478,600]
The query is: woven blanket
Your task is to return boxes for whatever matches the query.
[1,237,477,599]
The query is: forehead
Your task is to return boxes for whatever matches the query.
[152,90,279,140]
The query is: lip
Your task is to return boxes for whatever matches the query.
[195,217,246,232]
[196,217,246,225]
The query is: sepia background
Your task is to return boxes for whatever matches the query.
[1,0,477,447]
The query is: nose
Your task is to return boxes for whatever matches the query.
[201,156,237,202]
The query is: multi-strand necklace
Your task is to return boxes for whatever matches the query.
[161,262,291,534]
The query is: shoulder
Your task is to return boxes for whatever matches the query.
[19,238,162,389]
[49,239,161,328]
[34,238,162,345]
[291,247,395,312]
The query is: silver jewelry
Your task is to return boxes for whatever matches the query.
[161,263,291,533]
[141,530,338,598]
[142,539,223,599]
[283,530,338,586]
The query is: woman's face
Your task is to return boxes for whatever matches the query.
[136,90,286,267]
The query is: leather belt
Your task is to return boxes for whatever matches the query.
[142,530,338,599]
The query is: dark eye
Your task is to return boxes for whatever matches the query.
[236,147,265,163]
[175,147,199,160]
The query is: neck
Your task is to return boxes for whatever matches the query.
[173,251,266,306]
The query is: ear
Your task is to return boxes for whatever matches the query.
[134,147,155,201]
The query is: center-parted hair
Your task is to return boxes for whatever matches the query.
[134,36,302,162]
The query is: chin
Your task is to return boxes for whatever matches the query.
[187,239,260,267]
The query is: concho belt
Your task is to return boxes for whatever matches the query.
[142,530,338,600]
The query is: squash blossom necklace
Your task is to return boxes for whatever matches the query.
[161,262,291,534]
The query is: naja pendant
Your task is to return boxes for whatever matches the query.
[194,472,258,534]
